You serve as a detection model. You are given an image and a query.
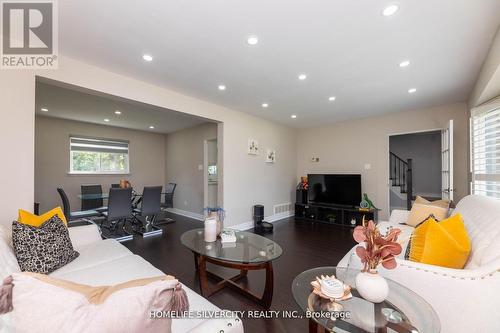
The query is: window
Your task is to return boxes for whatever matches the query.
[471,102,500,199]
[70,136,129,174]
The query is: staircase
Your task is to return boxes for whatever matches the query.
[389,152,413,210]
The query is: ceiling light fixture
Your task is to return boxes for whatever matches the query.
[399,60,410,67]
[382,4,399,16]
[104,118,110,122]
[247,35,259,45]
[40,107,48,112]
[328,96,336,101]
[298,74,307,80]
[408,88,417,94]
[291,115,297,119]
[114,110,122,115]
[262,103,269,108]
[142,54,153,62]
[149,126,155,129]
[218,85,226,91]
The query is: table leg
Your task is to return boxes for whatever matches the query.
[197,255,209,297]
[262,262,274,308]
[193,252,199,271]
[309,319,326,333]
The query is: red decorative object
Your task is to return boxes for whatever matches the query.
[353,219,402,272]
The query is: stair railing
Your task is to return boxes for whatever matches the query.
[389,152,413,210]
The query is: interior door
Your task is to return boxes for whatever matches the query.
[441,120,454,200]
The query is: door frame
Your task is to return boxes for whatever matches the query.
[203,138,218,209]
[386,127,443,214]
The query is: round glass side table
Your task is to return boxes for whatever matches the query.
[292,266,440,333]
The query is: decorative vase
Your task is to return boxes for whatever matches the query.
[355,270,389,303]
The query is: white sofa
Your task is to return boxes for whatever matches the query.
[338,195,500,333]
[0,223,244,333]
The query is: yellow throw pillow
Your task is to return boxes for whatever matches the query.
[406,196,450,227]
[406,214,471,269]
[18,207,68,227]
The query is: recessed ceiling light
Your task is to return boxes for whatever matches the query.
[40,107,48,112]
[408,88,417,94]
[149,126,155,129]
[142,54,153,62]
[399,60,410,67]
[298,74,307,80]
[328,96,336,102]
[262,103,269,108]
[247,35,259,45]
[291,115,297,119]
[104,118,110,122]
[218,85,226,91]
[114,110,121,115]
[382,4,399,16]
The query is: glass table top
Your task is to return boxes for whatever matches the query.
[292,266,440,333]
[180,228,282,264]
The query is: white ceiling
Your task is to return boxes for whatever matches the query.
[35,81,209,134]
[59,0,500,127]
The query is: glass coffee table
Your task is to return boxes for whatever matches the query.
[292,267,440,333]
[181,228,282,308]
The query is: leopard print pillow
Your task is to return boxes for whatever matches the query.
[12,215,79,274]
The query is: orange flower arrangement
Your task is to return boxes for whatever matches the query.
[353,219,402,272]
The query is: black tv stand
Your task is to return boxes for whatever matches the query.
[294,202,378,227]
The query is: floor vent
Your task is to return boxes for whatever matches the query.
[273,203,292,215]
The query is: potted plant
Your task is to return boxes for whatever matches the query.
[352,219,402,303]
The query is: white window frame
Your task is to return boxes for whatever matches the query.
[69,136,130,175]
[470,97,500,199]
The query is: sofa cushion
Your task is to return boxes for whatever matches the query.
[18,207,67,226]
[51,239,133,276]
[12,216,79,274]
[0,225,20,280]
[9,272,183,333]
[454,195,500,268]
[407,196,450,227]
[51,254,166,284]
[50,253,225,333]
[405,214,471,269]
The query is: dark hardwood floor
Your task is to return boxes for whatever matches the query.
[124,213,356,333]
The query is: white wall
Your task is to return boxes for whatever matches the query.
[165,122,217,215]
[296,103,469,220]
[0,56,297,227]
[35,116,166,213]
[470,27,500,107]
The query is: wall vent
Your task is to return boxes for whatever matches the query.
[273,202,292,215]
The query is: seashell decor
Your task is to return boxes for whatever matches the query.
[310,275,352,302]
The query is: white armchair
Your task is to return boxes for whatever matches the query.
[338,195,500,333]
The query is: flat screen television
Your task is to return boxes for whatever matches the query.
[307,174,361,207]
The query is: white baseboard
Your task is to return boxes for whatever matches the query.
[228,211,295,231]
[165,209,295,230]
[165,208,204,221]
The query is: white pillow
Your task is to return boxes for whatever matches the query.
[9,272,188,333]
[0,224,20,280]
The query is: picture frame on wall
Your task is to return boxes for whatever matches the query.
[248,139,259,155]
[266,149,276,163]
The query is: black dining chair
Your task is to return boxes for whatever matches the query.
[100,188,133,241]
[132,186,163,236]
[161,183,177,210]
[81,184,107,212]
[158,183,177,225]
[111,183,120,188]
[57,187,100,222]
